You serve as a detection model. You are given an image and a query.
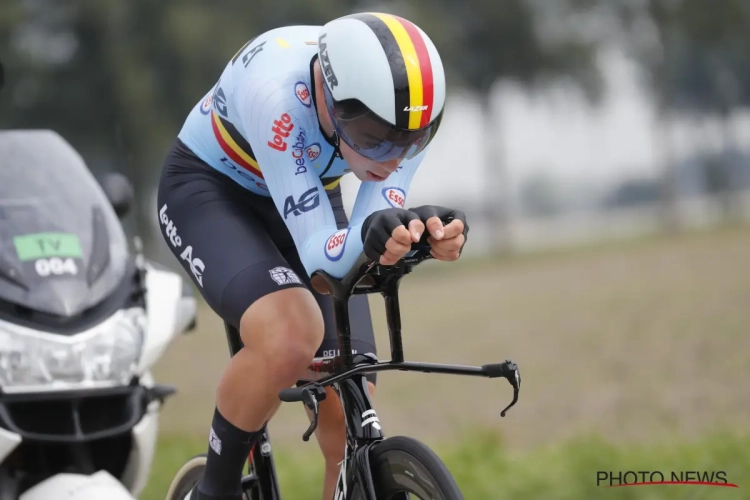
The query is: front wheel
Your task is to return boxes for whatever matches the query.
[369,436,464,500]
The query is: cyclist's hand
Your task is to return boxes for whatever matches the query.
[408,205,469,261]
[361,208,425,265]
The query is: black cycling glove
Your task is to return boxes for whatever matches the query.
[407,205,469,248]
[360,208,421,262]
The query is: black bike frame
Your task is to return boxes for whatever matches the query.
[226,250,520,500]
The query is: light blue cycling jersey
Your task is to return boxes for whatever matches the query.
[177,26,427,279]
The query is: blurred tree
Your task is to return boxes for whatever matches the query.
[664,0,750,220]
[519,172,564,218]
[374,0,604,255]
[603,0,750,228]
[0,0,350,258]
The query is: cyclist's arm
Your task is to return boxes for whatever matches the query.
[238,78,368,278]
[348,148,425,227]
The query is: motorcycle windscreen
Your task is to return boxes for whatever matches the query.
[0,130,129,318]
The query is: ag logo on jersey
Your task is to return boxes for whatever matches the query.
[306,143,321,161]
[283,187,320,219]
[325,228,349,261]
[294,82,312,107]
[382,187,406,208]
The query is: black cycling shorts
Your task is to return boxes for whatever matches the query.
[156,139,377,382]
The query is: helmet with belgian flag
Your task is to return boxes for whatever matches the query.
[318,13,446,162]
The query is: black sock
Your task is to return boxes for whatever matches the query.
[197,407,259,499]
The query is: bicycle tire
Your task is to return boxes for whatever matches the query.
[369,436,464,500]
[165,454,206,500]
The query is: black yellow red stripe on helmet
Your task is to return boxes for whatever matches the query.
[210,110,340,190]
[349,13,435,131]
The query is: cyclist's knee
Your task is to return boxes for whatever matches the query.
[239,288,324,383]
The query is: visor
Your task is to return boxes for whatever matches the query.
[323,83,442,162]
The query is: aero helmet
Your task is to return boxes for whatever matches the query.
[318,12,446,161]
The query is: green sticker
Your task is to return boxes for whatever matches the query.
[13,233,83,261]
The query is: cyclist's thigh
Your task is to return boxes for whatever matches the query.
[259,185,378,384]
[155,139,308,328]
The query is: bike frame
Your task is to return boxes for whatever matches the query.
[226,251,520,500]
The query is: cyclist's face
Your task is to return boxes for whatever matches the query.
[340,140,401,183]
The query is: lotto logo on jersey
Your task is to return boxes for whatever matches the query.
[325,228,349,261]
[306,143,321,161]
[295,81,312,107]
[382,187,406,208]
[268,113,294,151]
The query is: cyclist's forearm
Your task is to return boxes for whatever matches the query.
[300,222,365,279]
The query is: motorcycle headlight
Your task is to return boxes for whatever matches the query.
[0,308,145,393]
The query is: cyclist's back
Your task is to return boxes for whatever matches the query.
[178,25,342,197]
[157,13,466,500]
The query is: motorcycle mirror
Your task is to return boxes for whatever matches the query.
[100,172,135,219]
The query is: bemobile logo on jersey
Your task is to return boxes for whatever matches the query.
[268,112,294,151]
[291,128,308,175]
[325,228,349,261]
[269,266,302,286]
[382,187,406,208]
[294,81,312,107]
[306,143,321,161]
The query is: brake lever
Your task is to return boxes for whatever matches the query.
[482,360,521,417]
[300,386,327,441]
[500,361,520,417]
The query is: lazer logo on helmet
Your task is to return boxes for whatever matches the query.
[318,34,338,88]
[382,187,406,208]
[404,105,429,112]
[291,129,308,175]
[268,113,294,151]
[325,228,349,261]
[283,187,320,219]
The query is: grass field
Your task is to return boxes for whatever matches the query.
[141,432,750,499]
[145,224,750,498]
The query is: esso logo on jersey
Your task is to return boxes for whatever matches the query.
[325,228,349,261]
[306,143,321,161]
[295,82,312,107]
[382,187,406,208]
[199,93,213,115]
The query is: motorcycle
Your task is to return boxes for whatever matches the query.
[0,129,197,499]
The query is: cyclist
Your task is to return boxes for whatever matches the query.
[158,12,468,500]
